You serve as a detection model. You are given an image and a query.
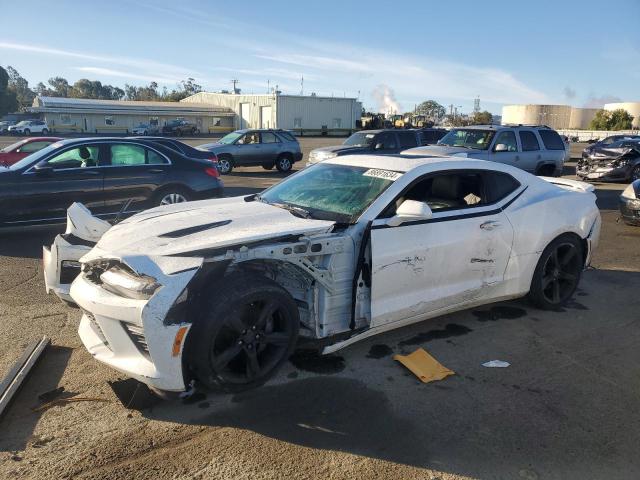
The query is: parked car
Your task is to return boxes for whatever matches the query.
[577,140,640,182]
[0,120,16,134]
[198,129,303,174]
[49,154,600,395]
[582,134,640,157]
[560,135,571,162]
[418,127,448,145]
[0,138,223,229]
[132,123,160,136]
[162,120,199,136]
[0,137,62,166]
[619,179,640,226]
[307,129,421,166]
[8,120,49,135]
[403,125,566,176]
[128,136,218,163]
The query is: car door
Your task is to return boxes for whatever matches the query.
[13,143,106,225]
[101,142,170,215]
[233,132,262,165]
[489,130,520,168]
[259,131,282,163]
[517,130,543,172]
[368,170,515,327]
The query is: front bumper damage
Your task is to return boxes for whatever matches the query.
[577,146,638,182]
[619,181,640,226]
[71,254,202,392]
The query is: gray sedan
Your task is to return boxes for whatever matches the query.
[197,129,303,174]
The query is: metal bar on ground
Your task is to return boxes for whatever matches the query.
[0,335,50,418]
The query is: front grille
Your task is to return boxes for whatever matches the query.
[85,311,110,349]
[122,323,150,359]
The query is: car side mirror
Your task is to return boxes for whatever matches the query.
[494,143,508,152]
[374,143,384,150]
[34,164,54,175]
[386,200,433,227]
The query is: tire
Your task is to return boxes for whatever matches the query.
[217,156,233,174]
[155,187,192,206]
[536,164,556,177]
[261,163,275,170]
[528,234,583,309]
[275,154,293,172]
[42,128,49,135]
[187,273,299,393]
[631,165,640,182]
[23,129,30,136]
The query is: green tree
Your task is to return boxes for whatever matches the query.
[416,100,446,121]
[470,110,493,125]
[589,110,611,130]
[6,66,35,110]
[589,109,634,130]
[0,66,19,116]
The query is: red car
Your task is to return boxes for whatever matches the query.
[0,137,63,166]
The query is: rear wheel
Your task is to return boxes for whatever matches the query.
[275,154,293,172]
[536,164,556,177]
[217,156,233,174]
[42,128,49,135]
[23,128,31,136]
[261,163,274,170]
[528,234,583,309]
[156,187,191,206]
[188,273,299,393]
[631,165,640,181]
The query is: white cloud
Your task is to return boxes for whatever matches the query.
[74,67,181,85]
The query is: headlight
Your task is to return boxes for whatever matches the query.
[99,266,160,299]
[621,183,638,200]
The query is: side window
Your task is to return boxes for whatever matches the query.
[538,130,565,150]
[397,131,418,149]
[493,131,518,152]
[19,141,50,153]
[483,172,521,203]
[277,131,296,142]
[382,171,486,217]
[237,132,259,145]
[147,149,169,165]
[260,132,280,143]
[105,116,115,126]
[46,145,100,169]
[519,131,540,151]
[374,132,397,150]
[110,144,169,165]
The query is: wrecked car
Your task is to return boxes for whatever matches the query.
[619,179,640,226]
[44,155,601,395]
[577,140,640,182]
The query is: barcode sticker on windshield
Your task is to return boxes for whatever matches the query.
[363,169,402,181]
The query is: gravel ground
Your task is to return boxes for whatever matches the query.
[1,138,639,479]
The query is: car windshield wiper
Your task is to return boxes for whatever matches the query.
[269,202,312,219]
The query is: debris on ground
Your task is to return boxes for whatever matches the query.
[393,348,455,383]
[32,396,111,412]
[37,386,65,403]
[482,360,511,368]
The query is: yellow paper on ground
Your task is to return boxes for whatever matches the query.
[393,348,455,383]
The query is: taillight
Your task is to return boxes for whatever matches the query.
[204,167,219,178]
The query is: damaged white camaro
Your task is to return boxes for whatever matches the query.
[44,155,600,394]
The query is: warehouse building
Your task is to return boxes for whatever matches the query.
[181,92,362,134]
[28,96,235,134]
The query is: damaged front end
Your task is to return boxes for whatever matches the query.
[620,180,640,226]
[43,203,111,303]
[577,145,640,182]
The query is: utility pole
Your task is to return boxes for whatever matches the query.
[231,79,239,94]
[300,75,304,96]
[267,79,270,94]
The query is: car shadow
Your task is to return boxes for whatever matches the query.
[0,345,73,451]
[0,227,62,259]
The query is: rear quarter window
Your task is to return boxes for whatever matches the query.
[538,130,565,150]
[277,131,297,142]
[483,171,521,203]
[397,131,418,148]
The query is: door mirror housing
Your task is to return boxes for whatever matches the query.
[374,142,384,150]
[34,163,54,175]
[386,200,433,227]
[494,143,508,152]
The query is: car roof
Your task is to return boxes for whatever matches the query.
[323,153,524,176]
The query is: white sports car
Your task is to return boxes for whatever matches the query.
[44,155,601,395]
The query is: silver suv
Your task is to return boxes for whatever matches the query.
[403,125,567,176]
[197,129,303,174]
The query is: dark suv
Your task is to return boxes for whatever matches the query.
[162,120,199,136]
[197,129,303,174]
[307,129,421,166]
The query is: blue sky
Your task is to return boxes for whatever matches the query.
[1,0,638,114]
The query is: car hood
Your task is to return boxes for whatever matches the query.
[85,196,336,260]
[314,145,367,155]
[403,145,481,157]
[583,146,640,163]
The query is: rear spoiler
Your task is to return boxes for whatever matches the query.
[540,176,595,193]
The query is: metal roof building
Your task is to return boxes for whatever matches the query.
[181,92,362,134]
[28,96,235,134]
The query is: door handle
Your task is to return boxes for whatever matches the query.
[480,220,501,231]
[148,169,164,173]
[83,170,101,175]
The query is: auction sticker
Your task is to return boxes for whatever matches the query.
[363,169,403,181]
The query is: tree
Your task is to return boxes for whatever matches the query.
[470,110,493,125]
[70,79,124,100]
[589,109,634,130]
[0,66,19,116]
[416,100,446,122]
[5,66,35,110]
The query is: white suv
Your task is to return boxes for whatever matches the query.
[8,120,50,135]
[403,125,567,176]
